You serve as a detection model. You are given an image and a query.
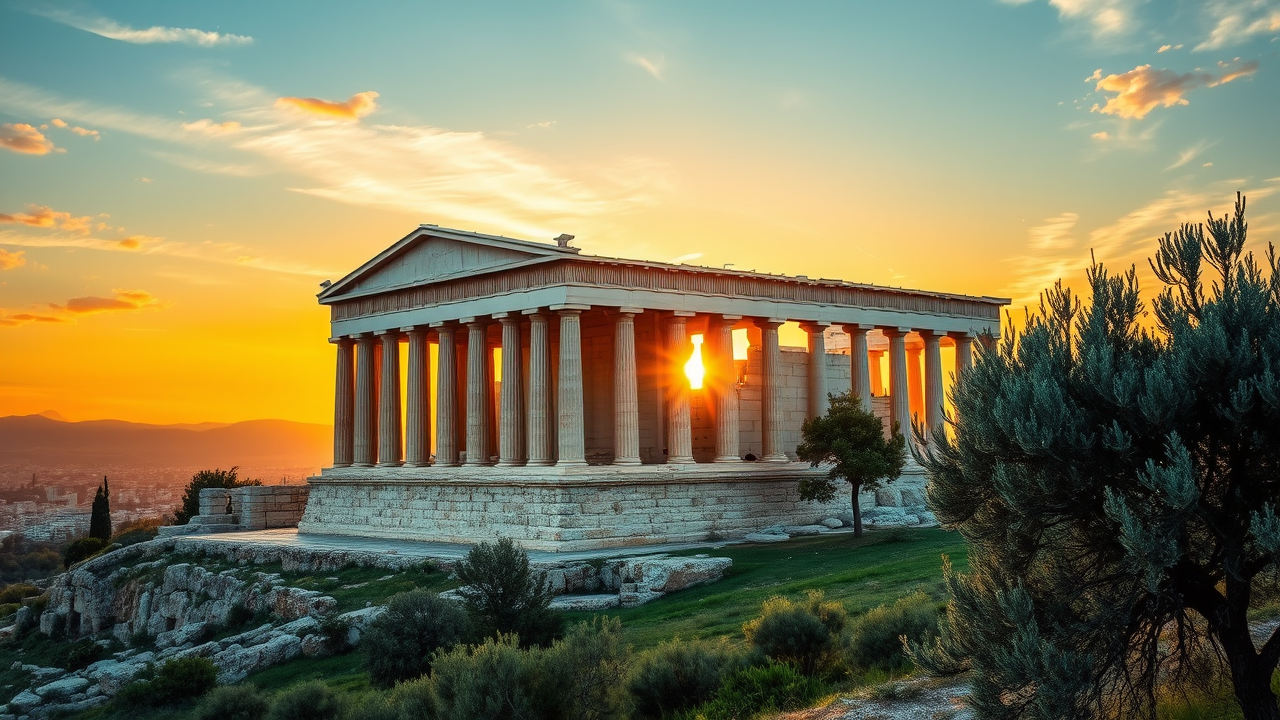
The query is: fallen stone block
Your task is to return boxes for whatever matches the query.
[7,689,42,713]
[743,532,790,543]
[34,676,91,699]
[821,517,844,529]
[782,525,825,536]
[549,594,622,612]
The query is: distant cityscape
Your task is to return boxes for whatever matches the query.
[0,463,319,542]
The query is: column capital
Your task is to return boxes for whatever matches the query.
[428,320,456,329]
[399,325,430,335]
[373,329,401,339]
[550,303,590,313]
[949,330,978,340]
[349,332,372,340]
[878,326,913,337]
[617,306,645,315]
[917,328,943,341]
[754,317,786,329]
[797,321,829,334]
[328,336,353,345]
[459,316,489,325]
[492,312,521,324]
[521,307,545,316]
[841,323,876,333]
[716,314,743,322]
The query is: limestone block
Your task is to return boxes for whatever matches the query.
[874,488,901,507]
[782,525,826,536]
[549,594,621,611]
[7,689,43,713]
[34,676,90,699]
[743,532,789,543]
[898,488,926,508]
[620,556,732,593]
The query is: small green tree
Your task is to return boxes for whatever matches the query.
[454,538,561,646]
[88,476,111,542]
[175,467,261,525]
[915,194,1280,719]
[795,391,906,537]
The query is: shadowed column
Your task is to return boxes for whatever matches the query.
[555,305,588,466]
[756,318,788,462]
[404,327,431,467]
[525,310,553,466]
[843,324,874,413]
[922,330,945,443]
[799,322,829,419]
[665,312,695,464]
[353,334,378,467]
[331,336,354,467]
[882,326,913,448]
[376,330,403,467]
[711,314,742,462]
[464,318,492,466]
[954,332,974,375]
[496,313,525,467]
[432,323,459,467]
[613,308,642,465]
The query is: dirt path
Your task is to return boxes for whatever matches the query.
[782,676,973,720]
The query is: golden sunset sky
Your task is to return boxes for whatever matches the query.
[1,1,1277,425]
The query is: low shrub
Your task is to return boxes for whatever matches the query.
[678,661,826,720]
[63,537,106,568]
[268,680,347,720]
[743,590,848,676]
[364,589,476,688]
[319,613,351,654]
[429,634,556,720]
[454,537,562,647]
[868,680,924,701]
[116,657,219,707]
[194,684,270,720]
[847,591,939,672]
[0,602,18,619]
[56,638,104,671]
[111,528,159,547]
[627,637,744,719]
[545,616,630,720]
[0,582,40,604]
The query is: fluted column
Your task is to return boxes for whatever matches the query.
[404,327,431,467]
[799,322,829,419]
[757,318,788,462]
[954,332,975,376]
[524,310,553,466]
[432,323,459,467]
[907,341,924,427]
[331,337,355,467]
[376,331,403,467]
[495,313,525,466]
[843,324,874,413]
[556,306,588,466]
[613,308,643,465]
[463,319,492,466]
[883,327,912,442]
[922,331,945,442]
[710,315,742,462]
[353,334,378,467]
[869,349,885,397]
[665,312,695,464]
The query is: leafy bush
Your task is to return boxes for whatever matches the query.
[627,637,744,719]
[319,613,351,654]
[116,657,220,707]
[429,634,556,720]
[194,685,270,720]
[63,536,106,568]
[0,534,62,583]
[545,616,630,720]
[0,583,39,604]
[454,537,562,646]
[847,592,938,672]
[175,467,261,525]
[364,589,475,688]
[56,638,104,670]
[678,661,826,720]
[742,590,848,676]
[268,680,347,720]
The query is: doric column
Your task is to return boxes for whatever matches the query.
[954,332,975,376]
[843,324,874,413]
[710,314,742,462]
[555,305,589,466]
[869,349,885,397]
[353,334,378,467]
[331,337,355,467]
[922,330,945,442]
[799,322,829,419]
[524,310,553,466]
[376,330,403,467]
[665,312,696,464]
[883,327,912,441]
[907,341,924,426]
[495,313,525,466]
[432,323,459,467]
[613,308,643,465]
[756,318,788,462]
[403,327,431,467]
[463,318,492,466]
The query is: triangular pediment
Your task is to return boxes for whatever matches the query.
[320,226,578,302]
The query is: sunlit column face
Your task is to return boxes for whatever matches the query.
[684,334,705,389]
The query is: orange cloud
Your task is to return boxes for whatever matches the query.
[0,248,26,270]
[0,205,94,234]
[51,117,101,139]
[58,288,160,314]
[275,91,379,121]
[0,312,70,327]
[182,119,243,135]
[0,123,58,155]
[1091,61,1259,119]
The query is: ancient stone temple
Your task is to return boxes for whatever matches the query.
[299,226,1006,550]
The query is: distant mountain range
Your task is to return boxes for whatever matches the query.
[0,413,333,469]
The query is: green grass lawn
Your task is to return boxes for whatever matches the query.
[573,526,967,650]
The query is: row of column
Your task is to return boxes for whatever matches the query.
[332,310,976,468]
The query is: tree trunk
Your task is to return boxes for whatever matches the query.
[1220,619,1280,720]
[851,482,863,538]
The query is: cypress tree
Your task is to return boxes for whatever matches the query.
[89,476,112,542]
[914,194,1280,718]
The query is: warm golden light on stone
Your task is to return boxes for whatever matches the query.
[685,333,705,389]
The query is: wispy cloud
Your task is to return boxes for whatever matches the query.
[628,53,665,80]
[276,91,379,121]
[1166,140,1216,170]
[1091,131,1110,140]
[1,288,162,328]
[1002,0,1137,38]
[38,10,252,46]
[50,118,99,139]
[0,123,59,155]
[1197,0,1280,50]
[0,248,26,270]
[0,312,70,327]
[1158,43,1184,52]
[1006,213,1081,306]
[1090,60,1258,119]
[0,205,95,234]
[181,119,242,135]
